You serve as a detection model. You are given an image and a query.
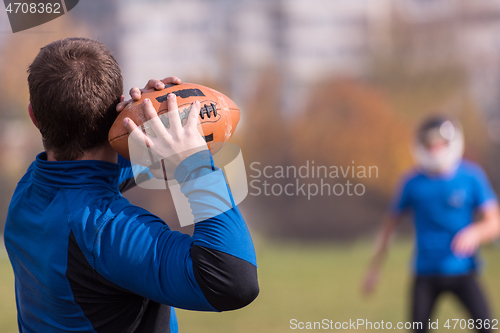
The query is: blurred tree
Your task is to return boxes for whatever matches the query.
[234,68,290,166]
[290,78,413,195]
[233,73,414,239]
[230,68,294,235]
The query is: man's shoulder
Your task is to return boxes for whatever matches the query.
[66,190,164,267]
[452,159,493,186]
[105,196,160,221]
[16,161,36,184]
[457,159,485,176]
[64,188,152,229]
[399,168,423,187]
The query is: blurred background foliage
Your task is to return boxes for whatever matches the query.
[0,0,499,240]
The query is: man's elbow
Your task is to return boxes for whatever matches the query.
[217,272,259,311]
[485,203,500,239]
[191,245,259,311]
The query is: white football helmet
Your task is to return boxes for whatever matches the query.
[412,116,464,175]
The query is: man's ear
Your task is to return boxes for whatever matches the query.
[28,103,38,128]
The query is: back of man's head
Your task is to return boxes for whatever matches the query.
[28,37,123,161]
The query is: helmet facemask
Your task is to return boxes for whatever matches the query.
[412,118,464,175]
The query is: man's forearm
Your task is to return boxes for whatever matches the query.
[370,215,399,268]
[175,150,259,311]
[475,203,500,244]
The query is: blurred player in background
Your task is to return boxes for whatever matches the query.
[362,115,500,333]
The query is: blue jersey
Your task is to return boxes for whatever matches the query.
[4,151,258,332]
[391,160,497,276]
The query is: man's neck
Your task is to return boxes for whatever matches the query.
[46,145,118,163]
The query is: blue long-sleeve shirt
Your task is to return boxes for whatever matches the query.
[4,151,259,332]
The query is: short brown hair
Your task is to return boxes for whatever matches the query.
[28,38,123,160]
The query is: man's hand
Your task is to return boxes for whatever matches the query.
[116,76,182,112]
[451,202,500,257]
[124,94,208,180]
[451,225,481,258]
[361,266,380,296]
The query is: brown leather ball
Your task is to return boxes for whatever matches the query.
[109,83,240,160]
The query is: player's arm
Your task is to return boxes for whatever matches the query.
[362,177,410,296]
[90,94,258,312]
[171,151,259,311]
[94,161,258,312]
[368,214,400,271]
[452,201,500,257]
[452,166,500,257]
[361,213,400,296]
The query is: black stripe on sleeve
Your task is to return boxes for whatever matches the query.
[191,245,259,311]
[66,231,171,332]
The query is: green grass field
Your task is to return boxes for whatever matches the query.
[0,239,498,332]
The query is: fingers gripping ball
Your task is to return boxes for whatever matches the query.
[109,83,240,160]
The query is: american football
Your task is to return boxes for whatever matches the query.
[109,83,240,160]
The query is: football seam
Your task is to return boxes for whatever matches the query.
[109,107,240,143]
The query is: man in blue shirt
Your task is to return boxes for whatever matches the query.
[363,116,500,333]
[4,37,258,332]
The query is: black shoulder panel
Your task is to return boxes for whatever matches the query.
[66,231,170,332]
[119,177,137,193]
[119,171,152,193]
[134,301,172,333]
[191,245,259,311]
